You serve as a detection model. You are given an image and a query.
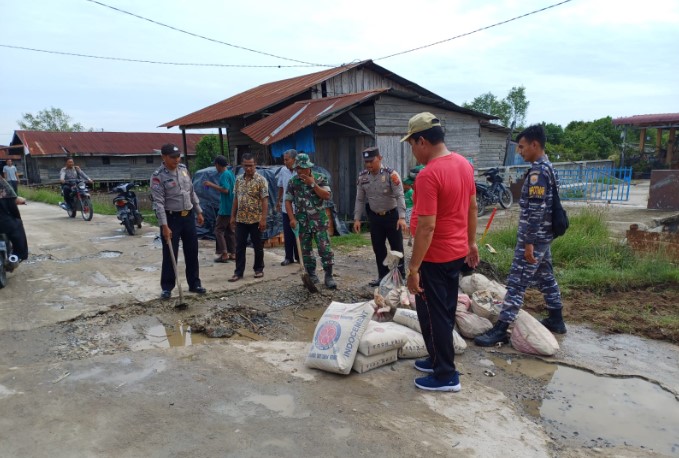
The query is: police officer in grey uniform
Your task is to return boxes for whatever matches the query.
[353,146,407,286]
[151,144,206,300]
[475,125,566,347]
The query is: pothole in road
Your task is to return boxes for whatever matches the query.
[490,356,679,455]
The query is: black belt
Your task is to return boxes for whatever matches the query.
[370,208,396,217]
[166,210,191,217]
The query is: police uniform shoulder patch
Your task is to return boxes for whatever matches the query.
[529,173,539,185]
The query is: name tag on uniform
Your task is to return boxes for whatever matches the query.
[529,186,545,197]
[381,175,386,183]
[182,171,188,177]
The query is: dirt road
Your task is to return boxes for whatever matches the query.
[0,201,677,457]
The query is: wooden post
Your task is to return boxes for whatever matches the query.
[656,128,663,157]
[639,128,646,156]
[182,129,189,168]
[218,128,225,158]
[668,128,676,166]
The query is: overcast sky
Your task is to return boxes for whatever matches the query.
[1,0,677,141]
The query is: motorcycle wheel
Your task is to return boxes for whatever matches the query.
[81,197,94,221]
[499,186,513,209]
[476,194,486,217]
[123,216,135,235]
[68,206,77,218]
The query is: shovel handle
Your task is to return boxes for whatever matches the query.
[166,237,184,303]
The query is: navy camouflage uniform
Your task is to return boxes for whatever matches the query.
[151,162,203,293]
[285,172,333,272]
[498,156,563,323]
[354,166,406,279]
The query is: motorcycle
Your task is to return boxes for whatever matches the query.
[59,180,94,221]
[111,182,143,235]
[475,168,513,217]
[0,233,20,289]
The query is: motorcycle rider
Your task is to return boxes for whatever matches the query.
[60,157,93,210]
[0,176,28,261]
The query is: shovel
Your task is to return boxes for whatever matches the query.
[292,224,318,293]
[166,236,188,309]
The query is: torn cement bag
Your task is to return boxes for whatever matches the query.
[459,273,507,300]
[358,320,408,356]
[510,310,560,356]
[453,328,467,355]
[379,250,405,300]
[352,349,398,374]
[305,301,375,374]
[393,308,421,333]
[455,309,493,338]
[471,290,503,323]
[372,289,396,323]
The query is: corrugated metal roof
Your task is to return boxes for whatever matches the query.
[241,89,387,145]
[11,131,206,157]
[161,62,364,128]
[613,113,679,127]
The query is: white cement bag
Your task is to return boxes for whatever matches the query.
[510,310,560,356]
[457,293,471,312]
[455,309,493,338]
[471,290,503,323]
[393,308,421,333]
[460,273,507,300]
[305,301,374,374]
[453,328,467,355]
[352,349,399,374]
[358,320,408,356]
[395,325,429,359]
[459,275,474,295]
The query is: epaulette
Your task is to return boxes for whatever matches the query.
[359,169,369,176]
[152,168,161,176]
[382,167,394,174]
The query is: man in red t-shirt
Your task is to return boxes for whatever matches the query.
[402,112,479,392]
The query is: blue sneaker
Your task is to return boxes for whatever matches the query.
[414,372,461,392]
[414,358,434,373]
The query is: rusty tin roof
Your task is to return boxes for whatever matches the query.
[613,113,679,127]
[11,131,205,157]
[242,89,388,145]
[161,63,364,129]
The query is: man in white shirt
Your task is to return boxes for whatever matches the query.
[2,159,18,193]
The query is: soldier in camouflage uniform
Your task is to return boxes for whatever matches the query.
[284,153,336,289]
[475,125,566,347]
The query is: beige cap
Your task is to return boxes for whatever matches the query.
[400,112,442,142]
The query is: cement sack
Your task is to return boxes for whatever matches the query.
[305,301,374,374]
[358,320,408,356]
[352,349,399,374]
[510,310,560,356]
[457,293,471,312]
[471,290,503,323]
[395,324,429,359]
[459,273,507,300]
[393,308,421,333]
[455,309,493,338]
[453,328,467,355]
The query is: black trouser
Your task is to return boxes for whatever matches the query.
[8,181,18,193]
[61,184,73,206]
[234,222,264,277]
[367,207,405,279]
[415,257,465,381]
[282,212,299,262]
[161,209,201,291]
[0,212,28,260]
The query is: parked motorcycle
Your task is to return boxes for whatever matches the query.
[475,168,513,217]
[59,180,94,221]
[111,182,143,235]
[0,234,20,289]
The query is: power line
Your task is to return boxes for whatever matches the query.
[0,44,318,68]
[375,0,574,61]
[85,0,333,67]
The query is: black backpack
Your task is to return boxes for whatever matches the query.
[548,167,569,237]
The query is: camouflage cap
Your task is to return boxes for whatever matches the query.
[294,153,314,169]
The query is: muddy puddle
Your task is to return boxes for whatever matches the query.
[491,356,679,455]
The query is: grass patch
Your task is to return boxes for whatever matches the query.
[331,232,371,253]
[480,206,679,292]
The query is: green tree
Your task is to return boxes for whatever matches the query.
[543,122,565,145]
[463,86,529,128]
[191,135,227,173]
[17,107,88,131]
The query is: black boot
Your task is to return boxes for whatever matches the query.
[324,266,337,289]
[307,268,319,284]
[541,309,567,334]
[474,321,510,347]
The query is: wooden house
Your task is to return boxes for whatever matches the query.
[8,131,204,185]
[162,60,507,217]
